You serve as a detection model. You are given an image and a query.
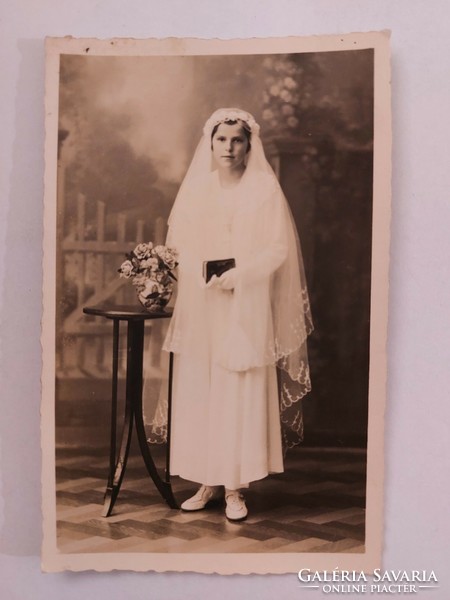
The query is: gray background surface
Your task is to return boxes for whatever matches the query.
[1,1,449,597]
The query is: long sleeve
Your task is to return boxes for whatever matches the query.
[235,187,289,286]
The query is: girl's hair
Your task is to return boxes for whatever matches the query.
[211,119,251,152]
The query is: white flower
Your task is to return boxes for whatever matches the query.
[280,89,293,103]
[263,108,275,121]
[274,60,287,73]
[134,242,152,259]
[118,260,134,278]
[281,104,295,116]
[166,253,177,270]
[285,63,297,76]
[153,245,177,269]
[141,257,159,271]
[270,84,281,97]
[284,76,297,90]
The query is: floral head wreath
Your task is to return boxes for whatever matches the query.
[203,108,261,137]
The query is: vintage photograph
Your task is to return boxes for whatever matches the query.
[41,34,391,573]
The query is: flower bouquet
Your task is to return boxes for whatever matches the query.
[118,242,178,312]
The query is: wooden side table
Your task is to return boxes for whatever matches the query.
[83,304,178,516]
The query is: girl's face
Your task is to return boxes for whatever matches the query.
[211,122,249,171]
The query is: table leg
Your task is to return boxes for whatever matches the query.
[102,320,134,517]
[107,320,119,489]
[165,351,174,483]
[130,321,179,509]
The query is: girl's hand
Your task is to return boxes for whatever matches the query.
[217,268,237,290]
[205,274,220,289]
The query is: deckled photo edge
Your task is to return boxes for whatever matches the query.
[41,31,391,574]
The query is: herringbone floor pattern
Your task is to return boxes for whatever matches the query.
[56,446,366,554]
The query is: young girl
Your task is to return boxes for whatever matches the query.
[162,108,313,520]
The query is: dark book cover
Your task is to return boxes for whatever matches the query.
[203,258,236,283]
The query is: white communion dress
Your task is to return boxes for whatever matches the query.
[163,171,291,489]
[148,109,312,491]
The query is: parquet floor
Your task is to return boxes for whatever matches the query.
[56,445,366,554]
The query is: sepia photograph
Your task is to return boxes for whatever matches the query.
[41,33,391,573]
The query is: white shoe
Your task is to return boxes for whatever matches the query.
[225,490,248,521]
[181,485,223,511]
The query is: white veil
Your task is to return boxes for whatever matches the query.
[148,108,313,450]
